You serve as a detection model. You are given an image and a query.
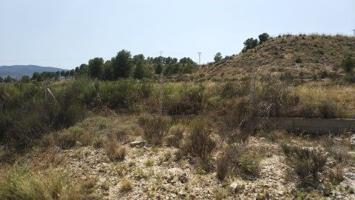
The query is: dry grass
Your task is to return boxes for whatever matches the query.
[0,167,93,200]
[119,179,133,193]
[104,135,126,161]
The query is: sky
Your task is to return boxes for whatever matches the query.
[0,0,354,69]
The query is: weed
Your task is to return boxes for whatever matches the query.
[138,114,171,145]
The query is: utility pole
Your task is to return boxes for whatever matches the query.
[159,51,164,116]
[197,52,202,65]
[353,29,355,36]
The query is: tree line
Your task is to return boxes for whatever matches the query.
[24,50,198,82]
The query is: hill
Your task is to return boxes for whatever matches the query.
[0,65,65,79]
[196,34,355,81]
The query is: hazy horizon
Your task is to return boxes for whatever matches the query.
[1,0,354,69]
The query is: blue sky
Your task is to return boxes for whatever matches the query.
[0,0,354,69]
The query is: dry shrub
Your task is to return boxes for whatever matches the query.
[328,165,344,185]
[221,97,251,131]
[55,127,94,149]
[216,144,261,181]
[138,114,171,145]
[181,118,216,161]
[164,124,185,147]
[256,80,299,117]
[216,153,229,180]
[282,144,327,187]
[104,135,126,161]
[120,179,133,193]
[55,131,77,149]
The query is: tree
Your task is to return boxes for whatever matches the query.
[88,57,104,79]
[243,38,259,52]
[258,33,270,44]
[214,52,223,62]
[21,75,31,83]
[32,72,41,81]
[102,61,113,80]
[112,50,132,79]
[155,63,163,75]
[133,54,146,79]
[133,62,145,79]
[0,77,3,82]
[341,55,354,73]
[4,76,15,83]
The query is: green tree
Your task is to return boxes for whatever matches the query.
[4,76,15,83]
[102,61,113,80]
[88,57,104,79]
[133,54,146,79]
[32,72,41,81]
[341,55,354,73]
[258,33,270,44]
[112,50,132,79]
[21,75,31,83]
[0,77,3,82]
[214,52,223,62]
[242,38,259,52]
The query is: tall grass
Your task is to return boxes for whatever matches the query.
[0,167,90,200]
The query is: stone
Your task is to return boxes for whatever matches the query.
[229,180,245,193]
[179,173,188,183]
[130,140,146,148]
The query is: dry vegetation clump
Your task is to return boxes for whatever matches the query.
[180,118,216,161]
[282,144,327,188]
[0,167,94,200]
[104,135,126,161]
[54,126,94,149]
[216,143,261,181]
[119,179,133,193]
[164,124,185,147]
[138,114,171,145]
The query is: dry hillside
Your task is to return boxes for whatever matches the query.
[196,34,355,81]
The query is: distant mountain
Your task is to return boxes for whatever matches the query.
[0,65,65,79]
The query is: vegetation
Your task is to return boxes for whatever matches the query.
[0,167,94,200]
[138,114,171,145]
[0,33,354,199]
[282,144,327,188]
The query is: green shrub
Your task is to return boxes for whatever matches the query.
[164,84,204,115]
[138,114,171,145]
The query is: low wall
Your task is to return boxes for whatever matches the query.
[266,118,355,134]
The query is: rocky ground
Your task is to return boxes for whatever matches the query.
[1,115,354,200]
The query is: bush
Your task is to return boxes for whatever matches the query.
[238,151,261,179]
[164,84,204,115]
[164,124,185,147]
[104,137,126,161]
[282,144,327,187]
[54,127,93,149]
[216,153,229,180]
[119,179,133,193]
[55,131,77,149]
[138,114,171,145]
[181,119,216,160]
[216,144,261,180]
